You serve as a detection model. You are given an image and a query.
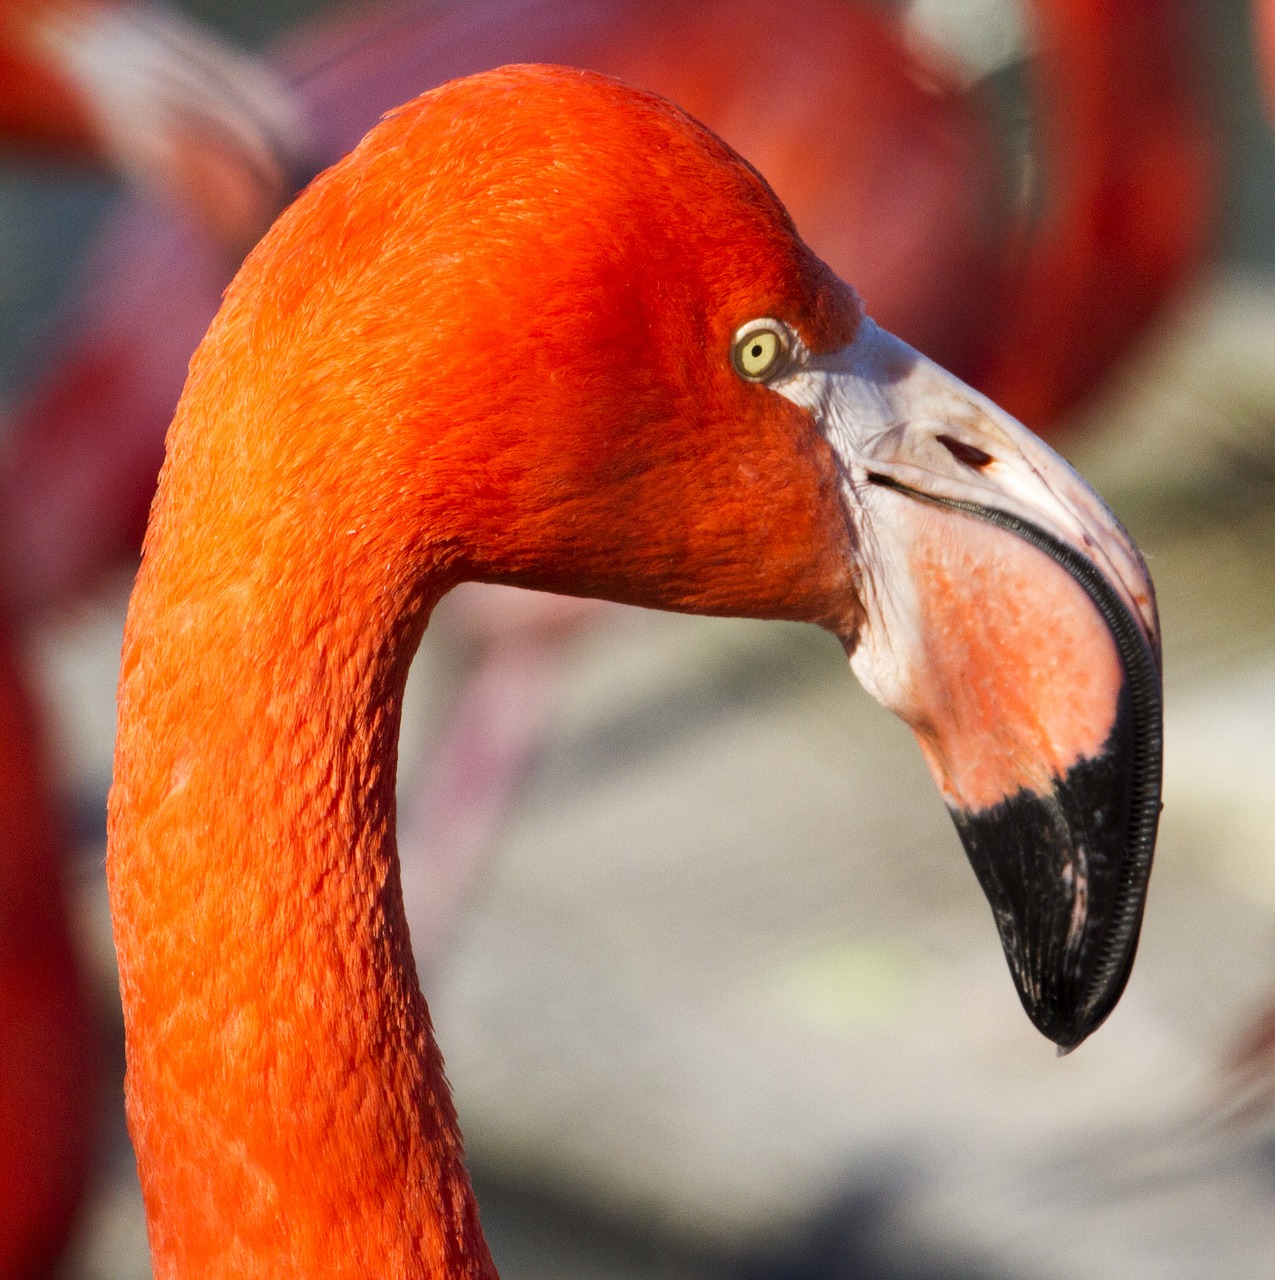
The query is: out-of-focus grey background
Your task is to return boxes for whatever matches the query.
[7,1,1275,1277]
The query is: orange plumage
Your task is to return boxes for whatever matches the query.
[0,0,1214,622]
[0,3,308,1271]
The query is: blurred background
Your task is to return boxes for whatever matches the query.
[4,0,1275,1276]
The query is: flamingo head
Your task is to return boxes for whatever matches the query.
[2,0,312,255]
[187,65,1162,1051]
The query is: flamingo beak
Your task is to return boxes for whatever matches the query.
[776,320,1162,1051]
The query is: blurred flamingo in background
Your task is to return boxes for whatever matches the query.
[0,0,309,254]
[971,0,1213,428]
[1256,0,1275,126]
[1211,0,1275,1118]
[0,1,309,1272]
[0,631,93,1280]
[0,0,1213,971]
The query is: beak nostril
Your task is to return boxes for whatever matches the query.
[937,434,993,470]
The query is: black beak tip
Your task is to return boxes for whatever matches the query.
[949,715,1159,1052]
[1009,943,1140,1053]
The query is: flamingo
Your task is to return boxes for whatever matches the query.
[108,64,1162,1277]
[0,0,310,254]
[0,0,1021,981]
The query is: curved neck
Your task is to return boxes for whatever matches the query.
[108,502,493,1276]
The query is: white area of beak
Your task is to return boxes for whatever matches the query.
[772,319,1159,658]
[24,0,310,227]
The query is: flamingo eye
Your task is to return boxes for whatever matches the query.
[731,320,791,381]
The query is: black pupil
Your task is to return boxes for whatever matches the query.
[751,343,763,358]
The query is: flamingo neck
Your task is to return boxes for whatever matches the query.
[108,515,493,1277]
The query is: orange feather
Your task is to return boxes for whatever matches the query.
[0,0,1215,623]
[0,3,308,1271]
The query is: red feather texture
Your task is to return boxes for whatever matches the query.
[0,1,308,1271]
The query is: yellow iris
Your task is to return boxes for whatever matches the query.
[732,321,788,380]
